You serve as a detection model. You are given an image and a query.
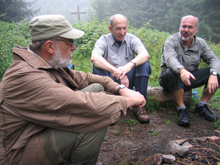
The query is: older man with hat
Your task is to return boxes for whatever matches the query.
[0,15,146,164]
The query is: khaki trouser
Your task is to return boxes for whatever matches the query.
[42,127,107,165]
[20,83,108,165]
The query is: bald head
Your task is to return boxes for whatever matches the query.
[110,14,127,28]
[108,14,127,41]
[180,15,199,27]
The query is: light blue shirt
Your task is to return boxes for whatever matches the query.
[92,33,146,68]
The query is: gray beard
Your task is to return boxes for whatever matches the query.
[49,47,72,69]
[179,31,194,42]
[181,36,192,41]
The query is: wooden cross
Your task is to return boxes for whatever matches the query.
[71,5,86,21]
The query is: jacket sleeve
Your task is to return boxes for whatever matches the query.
[68,69,119,94]
[199,39,220,74]
[163,38,184,74]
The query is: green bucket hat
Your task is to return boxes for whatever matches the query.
[30,14,85,41]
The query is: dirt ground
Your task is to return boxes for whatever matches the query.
[97,104,220,165]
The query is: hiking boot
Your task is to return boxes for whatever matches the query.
[194,104,218,122]
[177,108,190,127]
[133,107,150,124]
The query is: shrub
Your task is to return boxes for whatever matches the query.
[0,20,30,81]
[72,19,109,59]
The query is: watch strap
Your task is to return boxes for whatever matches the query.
[130,61,136,67]
[210,71,218,76]
[116,85,125,95]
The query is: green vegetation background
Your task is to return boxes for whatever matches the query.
[1,19,220,108]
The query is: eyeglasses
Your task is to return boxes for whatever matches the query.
[181,25,195,30]
[53,38,75,47]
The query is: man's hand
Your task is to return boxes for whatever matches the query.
[113,62,133,80]
[120,75,129,88]
[117,87,146,109]
[207,75,219,93]
[180,68,196,86]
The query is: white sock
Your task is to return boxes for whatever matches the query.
[177,105,186,110]
[198,100,208,107]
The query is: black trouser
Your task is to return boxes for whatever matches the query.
[159,68,220,92]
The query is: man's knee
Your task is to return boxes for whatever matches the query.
[42,127,108,164]
[68,127,108,163]
[159,69,182,91]
[92,65,110,77]
[135,61,152,77]
[81,83,104,93]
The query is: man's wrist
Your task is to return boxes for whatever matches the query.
[130,60,136,67]
[210,71,218,76]
[116,84,126,95]
[179,67,185,74]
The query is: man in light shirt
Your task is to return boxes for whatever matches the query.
[91,14,152,124]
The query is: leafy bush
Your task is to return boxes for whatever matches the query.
[0,20,30,81]
[72,19,109,59]
[129,25,170,86]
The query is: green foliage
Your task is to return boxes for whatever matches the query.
[173,114,178,123]
[72,19,109,60]
[0,20,30,81]
[164,102,176,109]
[126,119,138,126]
[90,0,111,22]
[145,99,162,112]
[103,136,109,141]
[115,130,120,136]
[90,0,220,43]
[197,0,220,43]
[0,0,38,22]
[213,121,219,130]
[129,25,170,85]
[165,120,172,126]
[150,130,158,136]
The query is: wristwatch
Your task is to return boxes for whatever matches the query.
[130,60,136,67]
[116,84,125,95]
[210,71,218,76]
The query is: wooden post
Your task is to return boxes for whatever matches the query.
[147,87,192,107]
[70,5,86,21]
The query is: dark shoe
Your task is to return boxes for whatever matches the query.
[194,104,218,122]
[177,108,190,127]
[133,107,150,124]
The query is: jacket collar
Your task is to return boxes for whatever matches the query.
[13,47,52,69]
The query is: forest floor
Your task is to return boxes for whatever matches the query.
[97,104,220,165]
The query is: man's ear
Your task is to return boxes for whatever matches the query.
[195,26,199,33]
[44,40,55,54]
[109,25,112,33]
